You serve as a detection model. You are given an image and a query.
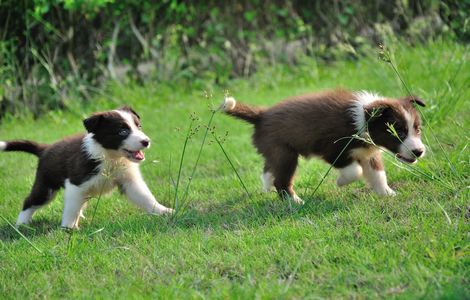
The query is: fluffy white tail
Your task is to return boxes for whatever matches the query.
[220,96,264,124]
[221,97,237,112]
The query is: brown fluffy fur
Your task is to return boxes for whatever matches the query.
[222,89,425,201]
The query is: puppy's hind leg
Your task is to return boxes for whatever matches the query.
[261,164,275,192]
[268,148,303,204]
[16,178,57,226]
[78,201,88,219]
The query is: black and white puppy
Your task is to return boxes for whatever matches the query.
[222,90,426,203]
[0,106,173,228]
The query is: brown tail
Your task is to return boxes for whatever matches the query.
[220,97,264,124]
[0,140,49,157]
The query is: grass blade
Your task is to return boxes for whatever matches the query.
[212,132,251,198]
[0,215,43,254]
[173,120,195,212]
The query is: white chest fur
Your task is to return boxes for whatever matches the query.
[81,158,135,197]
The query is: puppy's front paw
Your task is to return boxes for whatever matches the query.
[292,194,305,205]
[337,176,349,187]
[164,207,175,214]
[386,188,397,197]
[376,186,397,197]
[61,224,79,230]
[150,203,175,215]
[153,206,174,215]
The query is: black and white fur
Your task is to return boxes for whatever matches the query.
[1,106,173,228]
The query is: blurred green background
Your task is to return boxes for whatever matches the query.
[0,0,468,116]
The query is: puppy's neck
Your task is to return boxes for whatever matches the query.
[350,90,383,136]
[83,133,133,164]
[83,133,106,160]
[83,133,137,180]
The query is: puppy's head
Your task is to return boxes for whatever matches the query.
[83,106,150,162]
[365,96,426,164]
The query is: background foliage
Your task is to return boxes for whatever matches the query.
[0,0,469,116]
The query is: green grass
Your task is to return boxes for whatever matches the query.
[1,40,469,299]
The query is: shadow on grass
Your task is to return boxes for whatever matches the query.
[0,217,58,242]
[104,192,353,235]
[0,192,355,242]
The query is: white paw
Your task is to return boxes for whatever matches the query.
[376,186,397,197]
[386,188,397,197]
[15,222,28,229]
[153,207,174,215]
[292,194,305,205]
[61,221,80,230]
[337,176,349,187]
[16,208,36,226]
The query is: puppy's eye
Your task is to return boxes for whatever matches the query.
[416,127,421,135]
[118,129,130,136]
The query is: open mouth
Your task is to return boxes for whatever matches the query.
[123,149,145,161]
[396,154,417,164]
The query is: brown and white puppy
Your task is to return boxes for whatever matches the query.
[0,106,173,228]
[221,89,426,203]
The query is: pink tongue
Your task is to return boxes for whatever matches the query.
[133,150,144,160]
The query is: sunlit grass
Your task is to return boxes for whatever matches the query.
[0,40,468,299]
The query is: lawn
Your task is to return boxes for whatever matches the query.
[0,40,468,299]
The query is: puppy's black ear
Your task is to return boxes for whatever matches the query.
[364,102,392,122]
[119,105,140,119]
[83,114,103,133]
[403,95,426,107]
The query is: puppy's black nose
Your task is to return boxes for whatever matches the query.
[412,149,423,157]
[141,139,150,147]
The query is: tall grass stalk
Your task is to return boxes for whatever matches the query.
[307,137,356,199]
[175,109,218,217]
[172,93,252,216]
[65,229,75,255]
[384,153,455,190]
[173,120,195,212]
[0,215,43,254]
[90,160,129,226]
[90,188,105,226]
[212,132,251,198]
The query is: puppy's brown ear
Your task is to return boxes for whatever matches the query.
[83,114,103,133]
[403,95,426,107]
[119,105,141,119]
